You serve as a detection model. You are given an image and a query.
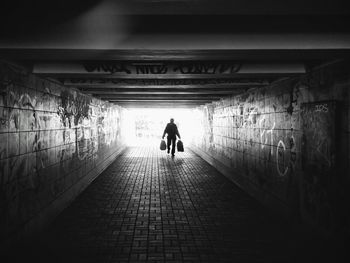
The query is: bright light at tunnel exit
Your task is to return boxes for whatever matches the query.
[123,108,203,147]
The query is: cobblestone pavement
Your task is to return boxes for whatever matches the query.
[6,147,346,263]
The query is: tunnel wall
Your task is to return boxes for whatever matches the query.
[191,61,350,234]
[0,61,127,247]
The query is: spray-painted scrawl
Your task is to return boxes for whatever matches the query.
[0,61,126,243]
[57,90,91,128]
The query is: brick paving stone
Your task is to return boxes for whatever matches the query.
[5,146,346,263]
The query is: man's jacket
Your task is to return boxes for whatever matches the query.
[163,123,180,138]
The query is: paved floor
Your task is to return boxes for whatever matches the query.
[6,147,347,262]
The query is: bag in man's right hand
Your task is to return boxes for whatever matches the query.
[160,140,166,150]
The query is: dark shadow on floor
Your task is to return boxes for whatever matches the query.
[3,147,349,263]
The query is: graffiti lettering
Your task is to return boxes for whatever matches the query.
[259,117,276,156]
[84,62,131,74]
[82,62,243,75]
[315,104,328,113]
[276,140,288,176]
[57,90,91,128]
[134,63,168,74]
[286,84,300,115]
[173,63,241,74]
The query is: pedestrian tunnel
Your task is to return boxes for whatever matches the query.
[2,0,350,259]
[1,58,350,262]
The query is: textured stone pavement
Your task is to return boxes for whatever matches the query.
[5,147,346,263]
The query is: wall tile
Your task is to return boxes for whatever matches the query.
[0,107,8,132]
[193,62,350,233]
[1,61,126,246]
[19,132,28,155]
[7,133,19,157]
[0,158,9,185]
[0,132,8,159]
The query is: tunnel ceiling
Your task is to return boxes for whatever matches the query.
[28,60,307,108]
[1,0,350,108]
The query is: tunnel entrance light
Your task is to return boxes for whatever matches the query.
[124,108,202,147]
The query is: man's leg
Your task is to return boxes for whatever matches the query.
[171,137,176,156]
[167,137,171,153]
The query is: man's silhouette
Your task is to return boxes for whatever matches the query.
[162,118,181,156]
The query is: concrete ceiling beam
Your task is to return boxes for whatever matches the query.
[67,82,270,88]
[83,90,242,95]
[99,96,222,100]
[107,99,215,102]
[1,48,350,61]
[32,62,306,77]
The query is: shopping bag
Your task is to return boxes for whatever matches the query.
[177,140,184,152]
[160,140,166,150]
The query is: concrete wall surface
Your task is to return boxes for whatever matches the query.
[191,61,350,235]
[0,61,127,248]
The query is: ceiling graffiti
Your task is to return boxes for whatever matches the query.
[82,61,242,75]
[28,60,307,107]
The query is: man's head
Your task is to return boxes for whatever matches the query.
[170,118,174,123]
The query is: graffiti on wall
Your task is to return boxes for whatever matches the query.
[259,117,275,157]
[192,63,346,233]
[276,135,297,177]
[1,61,124,236]
[0,76,53,232]
[195,92,299,181]
[300,101,337,230]
[55,89,122,163]
[57,90,91,128]
[200,105,214,150]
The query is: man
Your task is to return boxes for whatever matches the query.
[162,118,181,156]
